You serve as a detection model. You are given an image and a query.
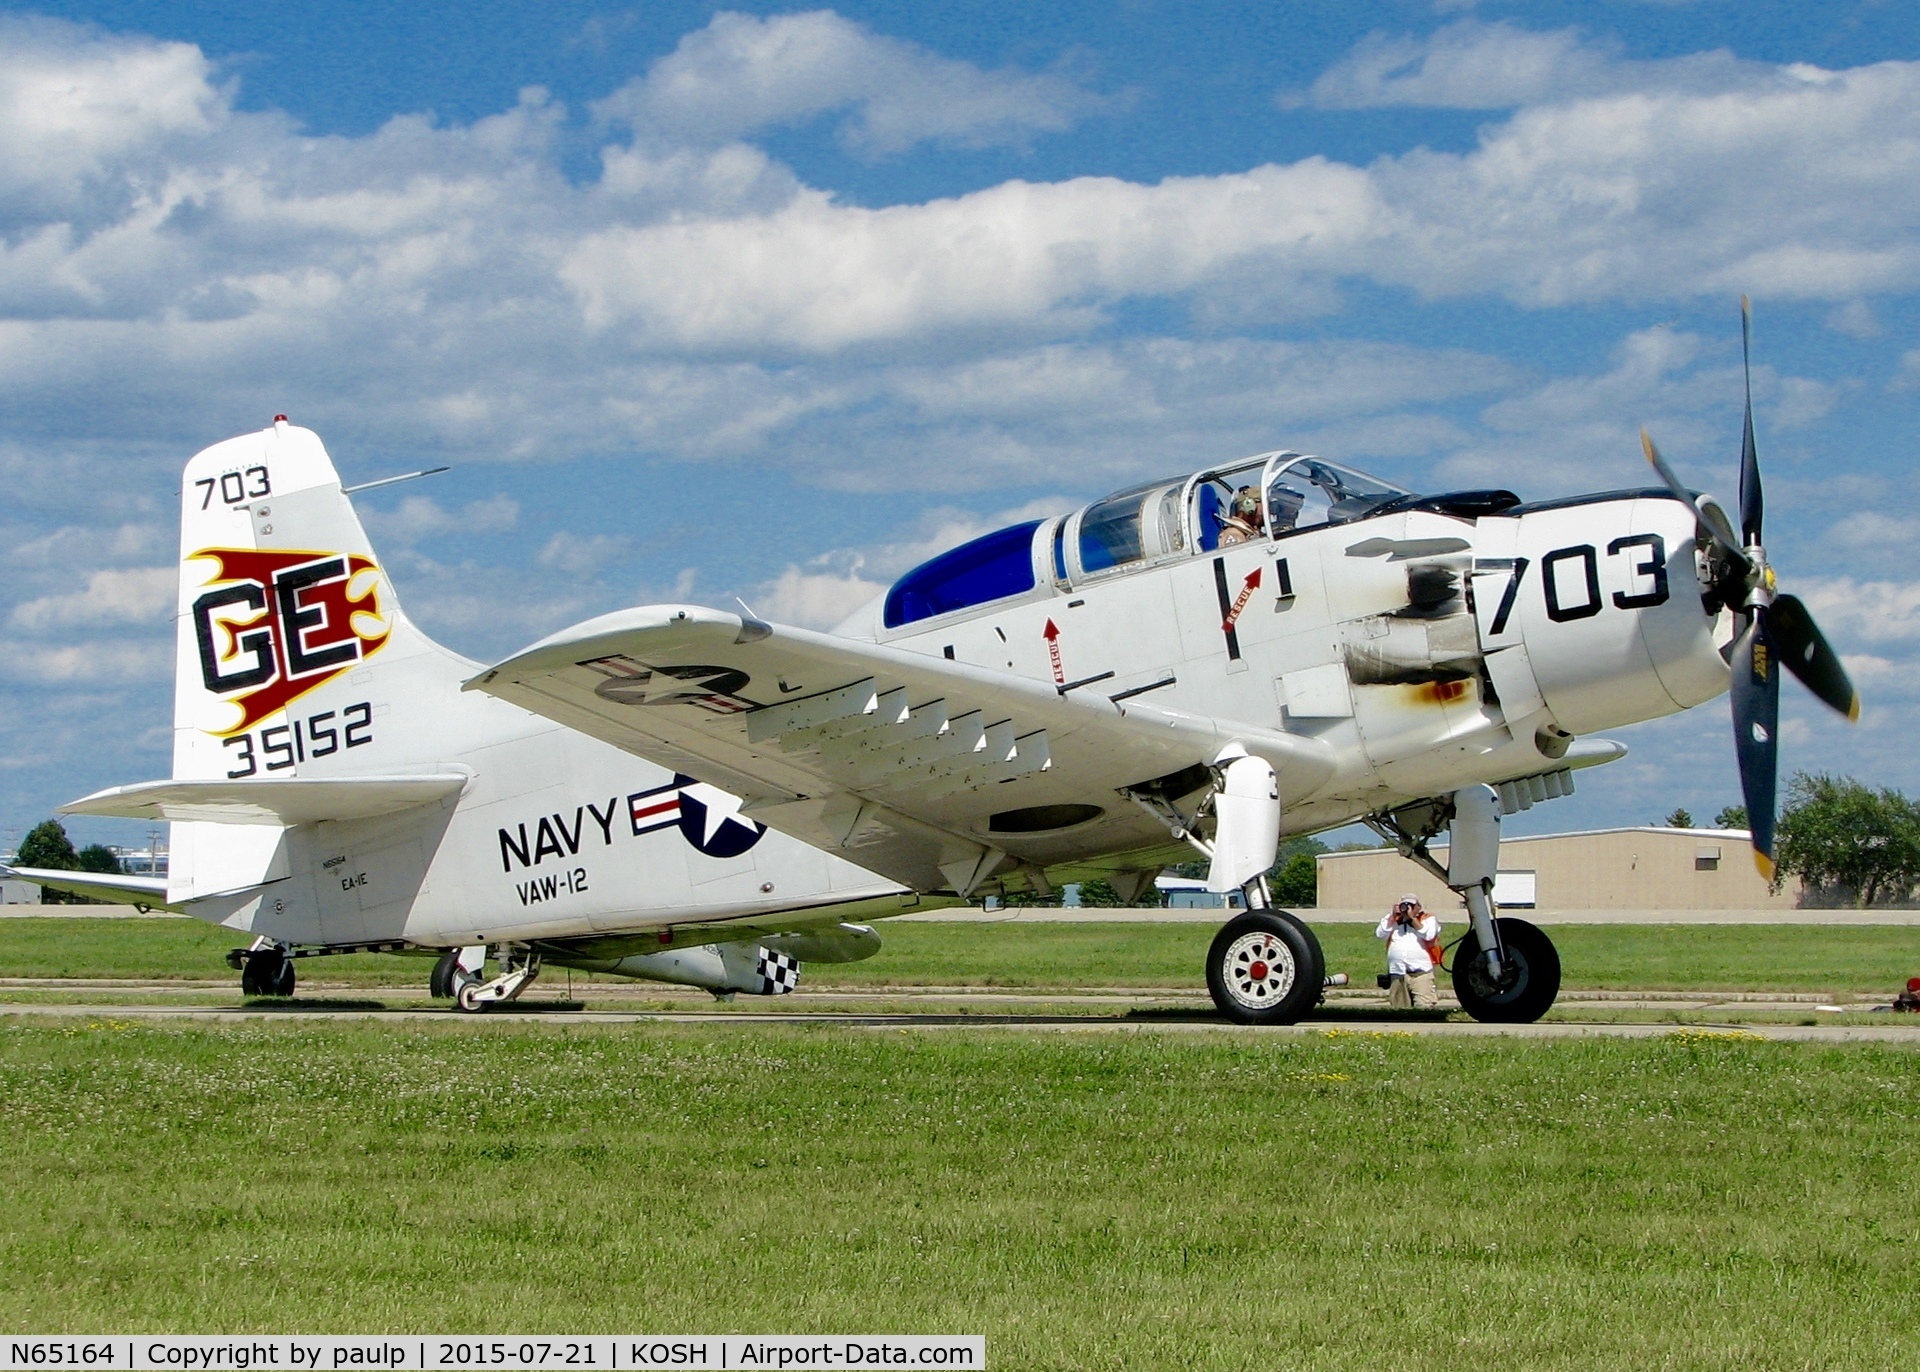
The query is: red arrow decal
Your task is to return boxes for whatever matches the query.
[1043,618,1065,684]
[1221,567,1262,633]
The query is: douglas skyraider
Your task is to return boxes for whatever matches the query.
[9,304,1856,1023]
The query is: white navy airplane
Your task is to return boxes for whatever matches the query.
[9,307,1856,1023]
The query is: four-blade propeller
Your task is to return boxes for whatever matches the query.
[1640,298,1860,879]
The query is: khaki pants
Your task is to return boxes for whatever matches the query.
[1389,970,1439,1009]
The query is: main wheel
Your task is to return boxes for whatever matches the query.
[430,950,459,999]
[1450,917,1560,1023]
[1206,911,1325,1025]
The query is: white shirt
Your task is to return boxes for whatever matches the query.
[1376,911,1442,975]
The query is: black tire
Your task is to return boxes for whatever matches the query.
[272,957,296,998]
[430,950,460,999]
[1450,917,1560,1023]
[1206,910,1325,1025]
[241,949,284,998]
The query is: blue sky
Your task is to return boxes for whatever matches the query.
[3,0,1919,853]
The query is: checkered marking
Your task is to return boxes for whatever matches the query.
[756,947,800,996]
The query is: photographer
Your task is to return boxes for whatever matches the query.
[1375,894,1443,1010]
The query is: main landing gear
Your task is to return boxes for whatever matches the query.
[1128,744,1330,1026]
[1367,785,1562,1023]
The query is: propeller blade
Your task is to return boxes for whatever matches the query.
[1739,296,1764,546]
[1641,430,1747,561]
[1770,593,1860,721]
[1729,608,1781,878]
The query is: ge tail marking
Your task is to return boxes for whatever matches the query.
[189,547,391,734]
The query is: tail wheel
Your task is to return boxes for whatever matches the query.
[1206,911,1325,1025]
[1451,917,1560,1023]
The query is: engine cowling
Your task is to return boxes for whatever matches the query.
[1473,495,1729,736]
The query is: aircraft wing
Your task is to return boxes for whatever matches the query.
[468,605,1337,894]
[60,774,470,826]
[0,865,178,911]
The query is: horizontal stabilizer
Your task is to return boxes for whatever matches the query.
[0,865,176,910]
[60,774,468,826]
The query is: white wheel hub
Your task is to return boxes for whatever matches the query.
[1221,928,1296,1010]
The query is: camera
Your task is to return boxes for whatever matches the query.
[1376,973,1393,989]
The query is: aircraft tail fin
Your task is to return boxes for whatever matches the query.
[172,418,423,774]
[166,419,467,903]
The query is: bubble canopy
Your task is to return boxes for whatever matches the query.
[880,453,1415,629]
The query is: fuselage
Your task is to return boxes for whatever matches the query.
[829,452,1729,873]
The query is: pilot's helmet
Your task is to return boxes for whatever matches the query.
[1231,487,1262,522]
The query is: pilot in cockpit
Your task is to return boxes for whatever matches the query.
[1217,487,1264,546]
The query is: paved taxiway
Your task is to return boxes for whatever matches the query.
[6,991,1917,1042]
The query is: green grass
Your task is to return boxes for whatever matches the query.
[0,1020,1915,1369]
[823,922,1920,994]
[3,918,1919,995]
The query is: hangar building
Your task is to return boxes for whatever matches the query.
[1316,827,1802,914]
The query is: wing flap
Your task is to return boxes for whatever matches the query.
[60,774,469,826]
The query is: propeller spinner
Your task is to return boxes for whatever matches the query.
[1640,298,1860,879]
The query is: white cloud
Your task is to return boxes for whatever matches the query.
[1841,652,1898,682]
[567,61,1920,348]
[1287,19,1774,111]
[359,494,520,542]
[1827,511,1920,548]
[0,637,169,682]
[3,520,165,569]
[538,531,632,576]
[0,10,1906,490]
[1826,300,1882,338]
[751,564,888,630]
[1797,577,1920,645]
[0,15,230,215]
[595,9,1106,155]
[559,162,1381,349]
[10,566,173,632]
